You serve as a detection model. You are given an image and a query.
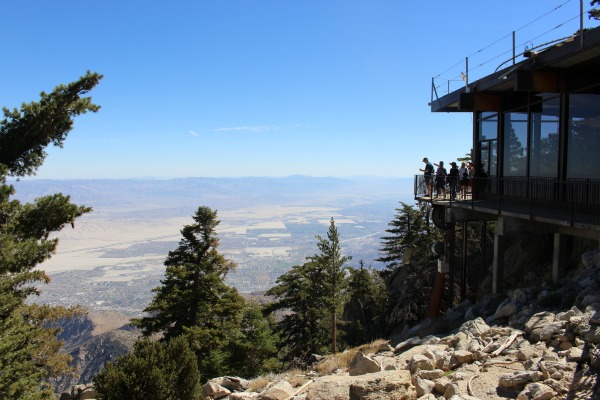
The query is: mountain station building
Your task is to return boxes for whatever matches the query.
[416,25,600,301]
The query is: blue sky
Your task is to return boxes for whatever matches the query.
[1,0,597,179]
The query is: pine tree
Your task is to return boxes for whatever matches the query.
[0,72,101,399]
[343,261,389,346]
[376,202,431,271]
[308,218,351,354]
[377,202,443,328]
[266,218,351,361]
[133,206,245,378]
[226,300,280,378]
[265,261,328,362]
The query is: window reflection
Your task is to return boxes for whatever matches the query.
[530,97,559,177]
[568,94,600,179]
[503,112,528,176]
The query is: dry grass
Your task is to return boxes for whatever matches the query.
[247,368,310,392]
[313,339,389,375]
[248,339,390,392]
[281,368,310,387]
[247,373,276,392]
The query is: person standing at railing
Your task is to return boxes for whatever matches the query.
[459,162,468,199]
[447,162,459,200]
[434,161,448,199]
[420,157,434,197]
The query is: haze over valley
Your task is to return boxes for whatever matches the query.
[14,176,413,316]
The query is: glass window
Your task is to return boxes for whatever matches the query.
[480,140,497,177]
[530,97,559,177]
[503,112,528,176]
[478,112,498,141]
[567,94,600,179]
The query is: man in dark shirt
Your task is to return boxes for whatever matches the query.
[420,157,434,196]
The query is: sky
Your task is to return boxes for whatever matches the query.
[1,0,597,179]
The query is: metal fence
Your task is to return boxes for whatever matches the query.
[414,174,600,227]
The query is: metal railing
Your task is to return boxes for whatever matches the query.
[414,174,600,227]
[431,0,590,102]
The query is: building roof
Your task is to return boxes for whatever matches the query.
[430,26,600,113]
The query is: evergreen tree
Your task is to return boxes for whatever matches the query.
[226,300,280,378]
[377,202,430,271]
[343,261,389,346]
[377,202,442,328]
[265,261,328,362]
[94,336,200,400]
[590,0,600,20]
[0,72,101,399]
[266,218,351,361]
[308,218,350,354]
[133,206,245,379]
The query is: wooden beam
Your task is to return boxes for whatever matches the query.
[459,93,501,111]
[515,70,560,92]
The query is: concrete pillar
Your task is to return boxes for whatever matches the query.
[552,233,571,283]
[492,218,505,294]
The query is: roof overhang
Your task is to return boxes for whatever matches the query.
[430,26,600,113]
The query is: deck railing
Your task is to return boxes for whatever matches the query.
[414,174,600,227]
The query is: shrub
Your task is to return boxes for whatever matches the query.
[94,336,200,400]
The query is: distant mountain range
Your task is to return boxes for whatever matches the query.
[11,175,413,211]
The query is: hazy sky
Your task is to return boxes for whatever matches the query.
[1,1,596,179]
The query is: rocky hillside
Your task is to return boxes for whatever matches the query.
[54,312,139,394]
[59,249,600,399]
[187,248,600,400]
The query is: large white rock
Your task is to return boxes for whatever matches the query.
[348,351,381,376]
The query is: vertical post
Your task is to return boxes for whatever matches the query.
[580,0,585,50]
[461,221,468,302]
[552,233,571,283]
[465,57,469,92]
[480,221,487,287]
[431,77,434,104]
[447,225,456,307]
[492,218,505,294]
[512,31,516,65]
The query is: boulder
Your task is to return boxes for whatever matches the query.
[458,317,490,337]
[416,368,445,380]
[581,249,600,268]
[494,300,520,320]
[393,336,421,353]
[499,371,543,389]
[258,380,295,400]
[530,321,565,342]
[452,350,474,365]
[412,375,435,398]
[516,382,555,400]
[348,352,381,376]
[409,354,435,374]
[201,381,231,400]
[524,312,556,334]
[348,370,415,400]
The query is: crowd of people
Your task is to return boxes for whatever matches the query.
[420,157,473,200]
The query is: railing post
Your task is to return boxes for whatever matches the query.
[512,31,516,65]
[580,0,585,50]
[465,57,469,92]
[529,179,533,218]
[570,181,574,226]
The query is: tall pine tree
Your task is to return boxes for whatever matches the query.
[266,218,350,361]
[133,206,245,379]
[0,72,102,399]
[308,218,350,354]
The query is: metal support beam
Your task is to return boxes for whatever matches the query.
[552,233,571,283]
[492,218,505,294]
